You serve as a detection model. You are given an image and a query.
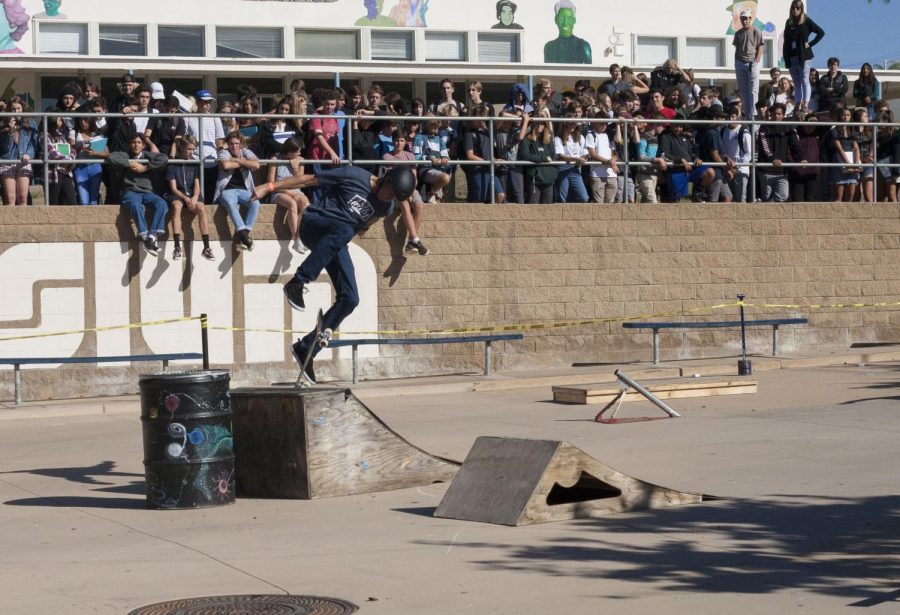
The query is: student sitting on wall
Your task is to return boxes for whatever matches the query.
[215,131,261,252]
[165,136,215,261]
[109,133,169,257]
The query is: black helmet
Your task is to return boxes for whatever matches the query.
[385,168,416,201]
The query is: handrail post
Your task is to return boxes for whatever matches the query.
[873,124,879,203]
[484,340,492,376]
[749,117,757,203]
[200,313,210,370]
[352,343,359,384]
[488,114,496,204]
[42,114,50,205]
[14,363,21,405]
[198,112,206,201]
[652,327,660,364]
[622,117,630,202]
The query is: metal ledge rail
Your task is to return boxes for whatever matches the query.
[622,318,809,364]
[3,111,899,205]
[0,353,204,404]
[328,333,524,384]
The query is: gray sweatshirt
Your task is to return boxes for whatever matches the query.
[109,151,168,194]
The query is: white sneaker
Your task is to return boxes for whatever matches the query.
[292,239,308,254]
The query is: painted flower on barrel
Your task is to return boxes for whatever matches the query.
[164,393,180,416]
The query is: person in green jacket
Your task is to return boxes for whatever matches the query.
[516,114,559,204]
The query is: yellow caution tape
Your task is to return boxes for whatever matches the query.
[0,316,201,342]
[207,302,741,337]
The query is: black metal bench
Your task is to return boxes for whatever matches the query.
[328,334,524,383]
[0,353,204,404]
[622,319,809,364]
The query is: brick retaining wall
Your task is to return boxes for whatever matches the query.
[1,203,898,400]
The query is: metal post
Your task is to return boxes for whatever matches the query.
[200,313,210,370]
[772,324,779,356]
[622,117,630,201]
[873,124,879,203]
[614,370,681,417]
[352,344,359,384]
[198,113,205,201]
[484,340,492,376]
[14,363,21,405]
[749,119,757,203]
[737,293,752,375]
[42,114,50,205]
[488,115,496,204]
[652,328,660,364]
[162,359,169,371]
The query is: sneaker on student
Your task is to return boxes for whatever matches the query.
[244,235,254,252]
[405,239,429,256]
[201,247,215,261]
[172,246,183,260]
[234,236,248,251]
[143,236,160,257]
[291,339,316,384]
[283,278,307,310]
[292,238,308,254]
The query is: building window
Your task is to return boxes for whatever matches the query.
[685,38,724,68]
[38,22,87,55]
[216,27,283,59]
[477,33,519,63]
[635,36,675,67]
[371,30,413,61]
[159,26,205,58]
[425,32,466,62]
[99,24,147,56]
[295,29,359,60]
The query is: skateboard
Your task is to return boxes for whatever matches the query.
[295,308,333,388]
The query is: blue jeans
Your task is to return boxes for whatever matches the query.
[294,210,360,355]
[468,168,504,203]
[217,188,260,232]
[74,163,102,205]
[556,165,589,203]
[787,57,812,107]
[735,60,760,119]
[121,191,167,238]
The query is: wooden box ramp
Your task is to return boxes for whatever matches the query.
[230,387,459,499]
[434,437,706,526]
[553,378,758,405]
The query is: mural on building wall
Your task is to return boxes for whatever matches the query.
[0,0,29,54]
[492,0,523,30]
[33,0,65,19]
[543,0,591,64]
[355,0,429,27]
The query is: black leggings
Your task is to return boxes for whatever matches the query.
[49,175,77,205]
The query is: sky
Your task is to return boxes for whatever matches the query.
[809,0,900,69]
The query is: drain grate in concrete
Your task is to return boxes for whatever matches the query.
[128,594,358,614]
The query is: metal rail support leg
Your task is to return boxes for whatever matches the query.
[162,359,169,371]
[484,341,492,376]
[352,344,359,384]
[615,369,681,418]
[14,363,21,405]
[652,328,660,364]
[772,324,780,356]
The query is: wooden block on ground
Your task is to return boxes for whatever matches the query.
[231,387,459,499]
[552,378,757,405]
[435,437,706,526]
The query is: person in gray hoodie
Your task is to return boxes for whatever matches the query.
[109,133,169,257]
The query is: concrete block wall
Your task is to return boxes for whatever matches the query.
[1,202,899,401]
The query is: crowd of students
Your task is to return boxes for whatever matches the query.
[0,59,896,259]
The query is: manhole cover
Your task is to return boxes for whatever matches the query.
[128,594,358,614]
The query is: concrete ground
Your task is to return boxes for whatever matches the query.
[0,355,898,614]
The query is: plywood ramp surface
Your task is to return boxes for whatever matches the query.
[435,437,706,526]
[231,387,459,499]
[553,378,757,405]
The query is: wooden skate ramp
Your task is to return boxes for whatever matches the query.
[231,387,459,499]
[435,437,706,526]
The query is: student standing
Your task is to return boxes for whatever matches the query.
[782,0,825,113]
[732,9,764,120]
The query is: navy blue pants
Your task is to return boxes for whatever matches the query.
[293,210,360,355]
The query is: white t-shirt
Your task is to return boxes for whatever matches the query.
[133,108,159,135]
[585,130,617,178]
[185,116,225,167]
[720,126,753,175]
[554,134,587,162]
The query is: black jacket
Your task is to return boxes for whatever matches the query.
[782,17,825,63]
[817,72,848,112]
[757,124,803,176]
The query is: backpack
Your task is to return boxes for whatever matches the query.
[720,125,750,157]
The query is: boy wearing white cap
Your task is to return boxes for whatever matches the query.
[732,9,763,120]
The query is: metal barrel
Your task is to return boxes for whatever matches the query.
[139,370,235,510]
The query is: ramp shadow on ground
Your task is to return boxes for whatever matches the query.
[414,495,900,605]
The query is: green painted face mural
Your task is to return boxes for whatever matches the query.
[543,1,591,64]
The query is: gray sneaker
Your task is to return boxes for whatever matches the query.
[143,236,160,257]
[405,239,429,256]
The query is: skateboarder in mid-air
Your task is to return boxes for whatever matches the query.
[255,166,416,383]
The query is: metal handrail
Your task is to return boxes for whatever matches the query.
[1,110,897,204]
